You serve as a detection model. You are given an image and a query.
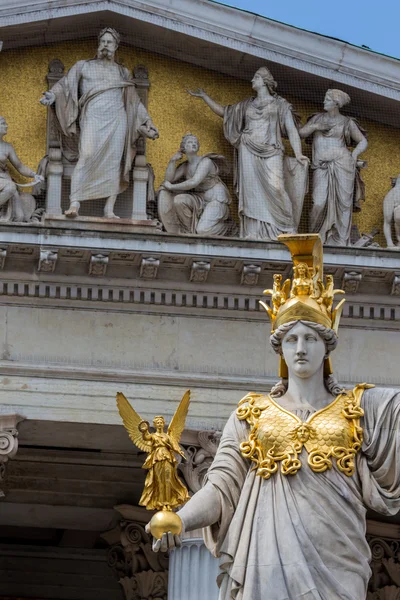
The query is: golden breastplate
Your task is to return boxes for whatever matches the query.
[236,384,372,479]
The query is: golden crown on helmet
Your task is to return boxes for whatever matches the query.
[260,234,346,376]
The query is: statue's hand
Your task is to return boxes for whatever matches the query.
[139,121,159,140]
[145,523,182,553]
[40,91,56,106]
[187,88,207,99]
[312,120,332,132]
[295,154,310,167]
[32,173,44,184]
[162,181,174,192]
[138,420,150,433]
[170,151,183,162]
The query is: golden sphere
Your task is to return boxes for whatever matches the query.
[149,510,182,540]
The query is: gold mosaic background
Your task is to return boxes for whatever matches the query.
[0,40,398,245]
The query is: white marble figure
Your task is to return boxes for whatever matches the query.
[150,321,400,600]
[0,116,43,222]
[383,175,400,249]
[40,27,159,219]
[158,133,236,236]
[188,67,309,240]
[299,90,368,246]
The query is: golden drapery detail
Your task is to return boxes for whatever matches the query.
[237,383,373,479]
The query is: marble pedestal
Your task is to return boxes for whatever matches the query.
[168,532,219,600]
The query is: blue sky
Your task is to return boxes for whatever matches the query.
[216,0,400,60]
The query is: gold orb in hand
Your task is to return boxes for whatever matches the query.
[149,509,182,540]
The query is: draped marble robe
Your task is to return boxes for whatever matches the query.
[223,96,307,240]
[202,387,400,600]
[51,59,151,202]
[307,113,366,246]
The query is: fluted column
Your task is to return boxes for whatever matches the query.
[168,530,219,600]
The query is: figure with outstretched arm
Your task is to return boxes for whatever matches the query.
[187,68,309,240]
[40,27,158,219]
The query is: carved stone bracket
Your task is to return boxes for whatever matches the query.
[179,430,221,494]
[368,533,400,598]
[342,271,362,293]
[89,254,109,276]
[0,248,7,270]
[102,505,168,600]
[190,261,211,283]
[391,274,400,296]
[0,414,25,498]
[140,257,160,280]
[38,249,58,273]
[241,264,261,286]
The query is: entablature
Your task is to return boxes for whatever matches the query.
[0,225,398,328]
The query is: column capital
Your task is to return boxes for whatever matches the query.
[102,505,168,600]
[0,413,25,498]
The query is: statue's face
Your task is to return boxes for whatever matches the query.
[0,118,8,136]
[182,136,199,154]
[251,71,264,91]
[323,94,337,112]
[281,322,326,380]
[98,32,118,59]
[296,265,307,278]
[153,417,165,430]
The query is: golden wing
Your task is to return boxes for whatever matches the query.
[116,392,153,453]
[167,390,191,445]
[281,278,291,300]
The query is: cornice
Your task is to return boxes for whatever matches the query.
[0,229,398,326]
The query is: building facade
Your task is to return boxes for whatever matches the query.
[0,1,399,598]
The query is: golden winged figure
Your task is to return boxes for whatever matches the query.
[116,390,191,511]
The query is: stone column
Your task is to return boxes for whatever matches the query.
[131,155,150,221]
[168,530,219,600]
[45,59,65,217]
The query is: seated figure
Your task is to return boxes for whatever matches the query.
[0,116,43,222]
[383,175,400,249]
[158,133,237,236]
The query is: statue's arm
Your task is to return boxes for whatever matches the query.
[383,192,395,247]
[7,145,36,179]
[177,482,221,531]
[166,157,211,192]
[164,153,186,183]
[187,89,225,118]
[285,112,309,165]
[349,119,368,160]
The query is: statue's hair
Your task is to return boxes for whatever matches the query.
[325,89,351,108]
[180,133,199,153]
[98,27,121,47]
[153,415,165,421]
[269,320,343,398]
[256,66,278,93]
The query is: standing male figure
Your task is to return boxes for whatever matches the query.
[40,28,159,219]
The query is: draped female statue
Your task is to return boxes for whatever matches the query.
[158,133,236,236]
[150,234,400,600]
[299,90,368,246]
[188,68,309,240]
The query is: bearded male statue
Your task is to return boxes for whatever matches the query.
[40,27,159,219]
